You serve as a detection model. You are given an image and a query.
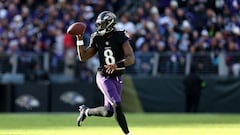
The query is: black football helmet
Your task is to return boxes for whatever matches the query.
[96,11,116,36]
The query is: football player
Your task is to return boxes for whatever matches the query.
[76,11,134,135]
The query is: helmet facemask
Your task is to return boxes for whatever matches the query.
[96,11,116,36]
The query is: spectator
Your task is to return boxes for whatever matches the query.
[0,46,12,73]
[183,64,206,112]
[7,40,19,55]
[150,33,166,52]
[194,29,211,52]
[226,40,240,77]
[158,7,176,36]
[135,42,154,75]
[165,36,183,74]
[169,0,178,17]
[232,25,240,49]
[178,20,192,53]
[191,3,208,31]
[226,0,240,14]
[175,8,186,25]
[0,0,239,77]
[116,12,136,38]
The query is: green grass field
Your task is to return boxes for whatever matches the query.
[0,113,240,135]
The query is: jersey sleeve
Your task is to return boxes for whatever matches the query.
[88,32,98,49]
[118,30,130,45]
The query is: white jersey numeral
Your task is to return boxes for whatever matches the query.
[104,49,115,65]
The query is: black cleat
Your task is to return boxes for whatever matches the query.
[77,105,88,127]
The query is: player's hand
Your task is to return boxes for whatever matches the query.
[104,64,117,74]
[76,34,83,40]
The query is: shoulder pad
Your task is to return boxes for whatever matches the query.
[119,30,130,38]
[90,32,98,38]
[89,32,98,47]
[115,28,125,32]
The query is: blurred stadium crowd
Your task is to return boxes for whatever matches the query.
[0,0,240,82]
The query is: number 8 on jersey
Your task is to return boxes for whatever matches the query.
[104,49,116,65]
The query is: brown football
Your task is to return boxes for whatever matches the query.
[67,22,86,35]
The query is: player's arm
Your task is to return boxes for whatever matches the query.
[76,34,97,62]
[122,40,135,66]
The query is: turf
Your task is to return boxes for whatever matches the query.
[0,113,240,135]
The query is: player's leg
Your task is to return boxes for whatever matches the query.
[113,76,130,135]
[113,102,130,135]
[85,95,114,117]
[77,73,114,126]
[77,73,131,134]
[85,103,131,135]
[96,73,130,134]
[84,72,117,117]
[77,103,113,126]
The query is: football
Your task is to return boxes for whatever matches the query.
[67,22,86,35]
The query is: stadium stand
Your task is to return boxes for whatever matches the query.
[0,0,240,83]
